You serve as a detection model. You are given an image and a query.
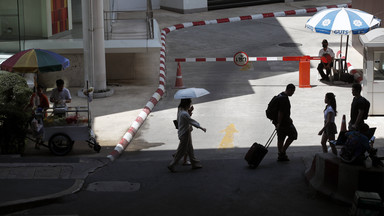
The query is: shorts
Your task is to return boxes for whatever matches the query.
[324,122,337,136]
[277,123,298,141]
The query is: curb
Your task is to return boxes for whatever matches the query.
[0,179,84,215]
[106,3,352,161]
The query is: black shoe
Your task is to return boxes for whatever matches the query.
[320,77,330,82]
[167,165,176,173]
[192,163,202,169]
[277,153,290,162]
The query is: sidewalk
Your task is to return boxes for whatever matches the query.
[0,156,109,214]
[3,0,381,214]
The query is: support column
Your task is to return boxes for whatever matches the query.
[81,0,107,91]
[92,0,107,91]
[81,0,92,89]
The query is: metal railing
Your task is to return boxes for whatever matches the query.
[103,0,154,40]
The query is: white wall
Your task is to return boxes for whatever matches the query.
[160,0,207,13]
[112,0,160,11]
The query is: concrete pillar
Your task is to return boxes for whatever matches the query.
[81,0,92,89]
[81,0,107,91]
[92,0,107,91]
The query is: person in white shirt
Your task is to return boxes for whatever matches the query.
[317,39,335,81]
[50,79,71,109]
[168,99,206,172]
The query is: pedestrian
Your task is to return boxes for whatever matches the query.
[168,99,206,172]
[317,39,335,81]
[27,84,50,115]
[172,105,194,165]
[27,85,49,149]
[275,83,297,161]
[349,83,370,131]
[318,92,338,155]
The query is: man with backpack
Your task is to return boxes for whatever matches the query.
[266,83,298,161]
[349,83,370,131]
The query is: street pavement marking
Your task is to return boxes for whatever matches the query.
[240,62,254,71]
[219,124,238,149]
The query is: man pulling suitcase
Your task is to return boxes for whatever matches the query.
[272,84,298,162]
[245,84,298,168]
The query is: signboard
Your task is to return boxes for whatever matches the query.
[234,51,249,66]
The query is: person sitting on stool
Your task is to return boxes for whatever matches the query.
[317,39,335,81]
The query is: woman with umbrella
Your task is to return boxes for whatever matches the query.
[168,88,208,172]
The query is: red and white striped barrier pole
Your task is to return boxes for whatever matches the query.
[107,3,352,161]
[175,56,321,88]
[175,56,322,62]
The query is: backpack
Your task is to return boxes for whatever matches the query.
[362,97,370,119]
[340,131,369,164]
[265,94,281,122]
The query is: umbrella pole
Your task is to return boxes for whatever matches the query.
[344,35,349,74]
[339,35,343,79]
[339,35,343,59]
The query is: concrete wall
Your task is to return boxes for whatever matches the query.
[38,54,85,88]
[112,0,160,11]
[160,0,207,14]
[105,49,160,84]
[352,0,384,54]
[37,49,161,88]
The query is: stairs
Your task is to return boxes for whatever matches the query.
[208,0,284,10]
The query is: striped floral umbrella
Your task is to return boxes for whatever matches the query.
[0,48,70,73]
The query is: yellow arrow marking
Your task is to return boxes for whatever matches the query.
[219,123,239,149]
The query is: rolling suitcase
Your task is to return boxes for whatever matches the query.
[244,130,277,168]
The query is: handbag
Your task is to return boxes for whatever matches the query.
[173,120,178,129]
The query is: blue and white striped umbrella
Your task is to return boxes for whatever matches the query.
[305,8,381,35]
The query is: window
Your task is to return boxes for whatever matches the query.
[374,51,384,80]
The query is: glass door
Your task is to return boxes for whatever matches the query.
[0,0,25,53]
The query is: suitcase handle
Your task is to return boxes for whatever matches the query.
[265,129,277,148]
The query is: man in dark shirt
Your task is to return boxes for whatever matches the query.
[275,83,298,161]
[349,83,369,131]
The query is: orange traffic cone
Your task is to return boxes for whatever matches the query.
[174,62,185,89]
[340,114,347,132]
